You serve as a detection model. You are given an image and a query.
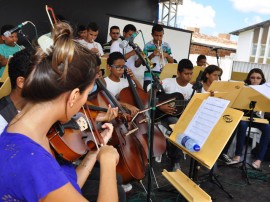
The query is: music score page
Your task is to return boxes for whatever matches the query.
[183,97,230,148]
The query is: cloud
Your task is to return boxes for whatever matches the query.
[230,0,270,14]
[171,0,216,29]
[244,16,264,26]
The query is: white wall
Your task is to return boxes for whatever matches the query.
[189,54,235,81]
[108,16,192,62]
[235,30,253,62]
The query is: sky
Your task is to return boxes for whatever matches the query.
[160,0,270,41]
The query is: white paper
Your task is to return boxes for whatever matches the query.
[181,97,230,148]
[250,82,270,100]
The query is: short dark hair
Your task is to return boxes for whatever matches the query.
[123,24,136,33]
[87,22,99,32]
[197,54,206,62]
[152,24,164,34]
[110,26,120,33]
[1,24,15,35]
[178,59,193,72]
[201,65,222,83]
[8,49,32,89]
[107,52,125,66]
[77,25,86,32]
[245,68,266,85]
[95,54,101,66]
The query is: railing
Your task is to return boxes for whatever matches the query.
[232,61,270,82]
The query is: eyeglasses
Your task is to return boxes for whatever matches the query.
[111,32,120,35]
[110,64,127,71]
[250,76,262,80]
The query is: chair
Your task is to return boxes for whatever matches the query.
[246,127,262,149]
[230,71,248,82]
[100,57,110,77]
[0,77,11,99]
[0,63,9,83]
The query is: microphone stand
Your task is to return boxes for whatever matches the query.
[128,41,163,202]
[213,48,220,67]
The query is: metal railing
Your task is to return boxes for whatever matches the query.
[232,61,270,82]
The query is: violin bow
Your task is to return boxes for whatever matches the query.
[45,5,57,28]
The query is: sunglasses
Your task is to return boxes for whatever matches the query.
[110,64,127,71]
[250,77,262,80]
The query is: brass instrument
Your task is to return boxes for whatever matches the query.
[135,43,156,69]
[157,40,165,70]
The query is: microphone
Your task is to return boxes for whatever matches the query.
[119,30,140,49]
[3,21,29,37]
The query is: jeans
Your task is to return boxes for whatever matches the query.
[235,120,270,161]
[160,115,182,164]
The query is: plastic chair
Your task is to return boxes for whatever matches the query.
[246,127,262,149]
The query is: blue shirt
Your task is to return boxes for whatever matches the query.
[0,44,20,77]
[0,128,81,202]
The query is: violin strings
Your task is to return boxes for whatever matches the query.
[82,105,100,151]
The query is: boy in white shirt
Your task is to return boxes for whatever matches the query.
[78,22,104,57]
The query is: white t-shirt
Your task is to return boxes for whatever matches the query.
[110,41,138,72]
[77,39,104,56]
[104,77,129,98]
[162,78,193,100]
[0,115,8,134]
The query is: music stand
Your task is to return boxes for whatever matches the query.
[190,66,205,83]
[231,85,270,184]
[163,93,243,200]
[159,63,178,80]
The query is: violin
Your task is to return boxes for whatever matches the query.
[47,104,105,162]
[47,119,88,162]
[90,78,147,184]
[118,69,166,158]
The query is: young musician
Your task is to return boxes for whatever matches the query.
[201,65,222,92]
[102,25,121,55]
[196,54,207,68]
[0,22,119,201]
[104,51,143,117]
[143,24,174,91]
[230,68,270,169]
[156,59,194,171]
[78,22,104,57]
[0,24,21,77]
[110,24,142,72]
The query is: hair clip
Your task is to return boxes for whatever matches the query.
[38,34,53,55]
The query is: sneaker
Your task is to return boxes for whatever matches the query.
[122,183,132,192]
[219,153,239,165]
[172,163,181,171]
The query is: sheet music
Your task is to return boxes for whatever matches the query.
[183,97,230,148]
[250,82,270,100]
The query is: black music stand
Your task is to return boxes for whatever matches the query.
[240,101,256,184]
[128,41,163,202]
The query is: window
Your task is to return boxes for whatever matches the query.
[260,44,266,57]
[251,44,257,56]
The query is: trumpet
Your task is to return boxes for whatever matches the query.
[157,40,165,69]
[135,43,156,69]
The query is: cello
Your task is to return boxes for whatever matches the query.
[88,78,147,183]
[118,69,166,158]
